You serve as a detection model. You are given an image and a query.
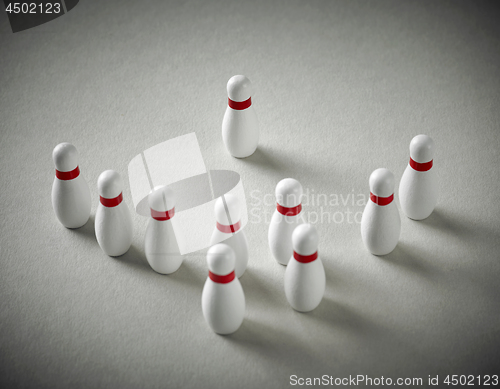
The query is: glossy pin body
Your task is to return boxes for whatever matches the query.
[210,194,248,278]
[222,75,259,158]
[399,134,438,220]
[268,178,303,265]
[95,170,133,256]
[361,168,401,255]
[284,224,325,312]
[51,143,91,228]
[202,244,245,335]
[145,185,183,274]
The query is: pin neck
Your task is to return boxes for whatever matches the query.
[293,251,318,263]
[55,166,80,180]
[277,203,302,216]
[216,220,241,233]
[369,193,393,206]
[100,193,123,207]
[228,97,251,110]
[208,270,235,284]
[409,158,433,172]
[151,207,175,221]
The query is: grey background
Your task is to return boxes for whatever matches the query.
[1,0,499,388]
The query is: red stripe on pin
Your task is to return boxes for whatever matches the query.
[100,193,123,207]
[209,270,235,284]
[151,207,175,221]
[277,203,302,216]
[228,97,251,110]
[370,193,393,206]
[293,251,318,263]
[217,220,241,233]
[55,166,80,180]
[409,158,433,172]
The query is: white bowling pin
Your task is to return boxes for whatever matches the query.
[399,134,438,220]
[145,185,183,274]
[222,75,259,158]
[95,170,133,256]
[268,178,303,265]
[210,194,248,278]
[51,142,91,228]
[361,168,401,255]
[284,224,325,312]
[202,244,245,335]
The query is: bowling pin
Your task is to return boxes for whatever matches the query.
[202,244,245,335]
[145,185,183,274]
[284,224,325,312]
[210,194,248,278]
[51,142,91,228]
[361,168,401,255]
[268,178,303,265]
[95,170,133,256]
[222,75,259,158]
[399,134,438,220]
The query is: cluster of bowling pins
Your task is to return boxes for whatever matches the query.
[361,134,438,255]
[51,142,251,334]
[51,142,249,258]
[52,143,134,257]
[204,180,326,334]
[210,131,440,333]
[50,141,320,335]
[219,73,436,254]
[217,74,326,326]
[52,71,438,336]
[221,72,438,316]
[263,134,438,324]
[268,178,326,313]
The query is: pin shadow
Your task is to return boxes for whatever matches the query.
[380,242,434,276]
[239,267,286,308]
[418,208,468,237]
[70,214,97,242]
[304,296,383,338]
[243,145,342,186]
[113,244,151,272]
[419,209,500,303]
[420,208,500,246]
[321,256,345,286]
[241,146,288,172]
[164,258,206,291]
[128,250,208,290]
[223,317,320,370]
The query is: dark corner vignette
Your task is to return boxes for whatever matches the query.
[3,0,79,32]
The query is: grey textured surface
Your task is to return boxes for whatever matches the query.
[1,1,500,388]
